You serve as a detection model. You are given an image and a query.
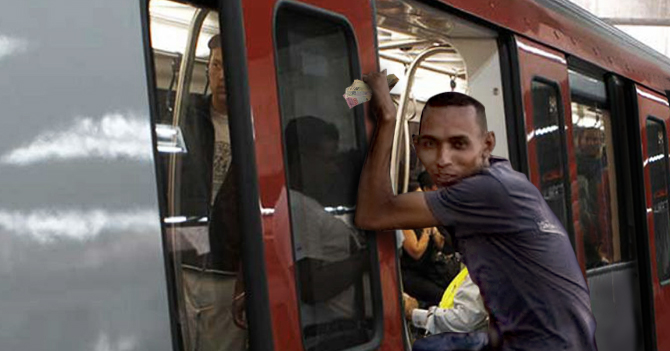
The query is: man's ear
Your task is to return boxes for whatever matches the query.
[483,131,496,158]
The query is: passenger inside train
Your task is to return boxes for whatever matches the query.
[403,262,488,340]
[400,172,459,307]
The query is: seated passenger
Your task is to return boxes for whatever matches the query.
[280,116,370,350]
[401,172,460,307]
[404,265,487,335]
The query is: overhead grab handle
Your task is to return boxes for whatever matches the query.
[390,46,456,194]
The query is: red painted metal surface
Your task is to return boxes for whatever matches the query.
[434,0,670,95]
[637,85,670,351]
[239,1,404,350]
[515,36,586,273]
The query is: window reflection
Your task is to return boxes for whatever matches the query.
[531,80,570,232]
[646,118,670,283]
[275,6,378,351]
[572,99,620,269]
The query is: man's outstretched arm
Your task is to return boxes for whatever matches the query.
[354,71,438,231]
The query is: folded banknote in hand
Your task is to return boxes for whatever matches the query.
[343,74,399,109]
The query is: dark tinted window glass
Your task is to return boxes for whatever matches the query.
[646,118,670,283]
[148,1,248,349]
[531,80,570,232]
[275,6,377,351]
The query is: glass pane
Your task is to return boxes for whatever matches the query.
[572,98,621,269]
[275,6,376,351]
[646,118,670,283]
[148,1,247,350]
[531,80,570,231]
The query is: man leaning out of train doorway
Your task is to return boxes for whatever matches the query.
[354,70,598,351]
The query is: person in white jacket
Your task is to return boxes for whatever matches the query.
[404,266,488,335]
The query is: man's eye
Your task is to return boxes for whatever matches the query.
[422,139,435,148]
[453,141,466,149]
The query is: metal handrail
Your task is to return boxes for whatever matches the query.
[167,8,209,219]
[173,8,209,129]
[390,46,455,194]
[164,12,209,351]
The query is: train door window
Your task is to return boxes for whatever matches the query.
[530,80,571,231]
[146,1,248,350]
[646,117,670,283]
[275,5,379,351]
[569,70,623,269]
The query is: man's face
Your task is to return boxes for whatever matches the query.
[414,105,495,187]
[208,47,226,107]
[578,128,603,158]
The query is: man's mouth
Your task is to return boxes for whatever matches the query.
[436,173,458,184]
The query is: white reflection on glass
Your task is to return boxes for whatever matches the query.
[93,332,137,351]
[0,208,158,243]
[163,216,187,224]
[535,125,559,137]
[1,112,152,165]
[0,35,28,60]
[155,124,187,154]
[644,153,665,167]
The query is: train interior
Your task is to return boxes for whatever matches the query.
[375,0,509,343]
[376,0,508,191]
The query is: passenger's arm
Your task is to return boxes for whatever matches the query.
[355,71,439,231]
[431,228,445,250]
[402,229,430,260]
[412,276,488,334]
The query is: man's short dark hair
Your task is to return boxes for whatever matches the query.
[417,171,434,190]
[208,34,221,51]
[419,92,487,134]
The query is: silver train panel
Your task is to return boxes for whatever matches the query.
[0,0,172,350]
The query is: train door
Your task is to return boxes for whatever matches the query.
[637,84,670,351]
[567,68,645,351]
[514,36,583,265]
[239,1,397,351]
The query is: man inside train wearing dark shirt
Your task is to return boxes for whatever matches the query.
[355,71,597,350]
[175,33,246,350]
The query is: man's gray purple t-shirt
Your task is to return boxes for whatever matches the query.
[425,157,597,351]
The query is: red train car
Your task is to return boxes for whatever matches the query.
[143,0,670,350]
[3,0,669,350]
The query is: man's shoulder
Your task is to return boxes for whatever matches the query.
[453,168,506,196]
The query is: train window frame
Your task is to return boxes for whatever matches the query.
[529,76,576,247]
[645,116,670,286]
[272,2,384,351]
[140,0,273,350]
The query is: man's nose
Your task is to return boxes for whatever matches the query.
[436,144,453,167]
